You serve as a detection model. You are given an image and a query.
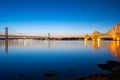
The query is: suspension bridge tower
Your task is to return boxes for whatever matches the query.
[5,27,8,40]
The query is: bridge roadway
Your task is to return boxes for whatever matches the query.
[0,35,48,40]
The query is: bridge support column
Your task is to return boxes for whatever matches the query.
[84,34,90,41]
[112,34,120,41]
[116,34,120,41]
[5,27,8,40]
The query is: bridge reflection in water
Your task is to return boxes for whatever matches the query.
[5,39,8,56]
[0,39,120,59]
[0,39,51,56]
[108,41,120,58]
[85,40,120,58]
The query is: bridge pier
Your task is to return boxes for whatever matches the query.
[116,34,120,41]
[112,33,120,41]
[84,34,90,41]
[117,37,120,41]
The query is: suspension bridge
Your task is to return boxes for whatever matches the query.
[84,23,120,41]
[0,27,49,40]
[0,23,120,41]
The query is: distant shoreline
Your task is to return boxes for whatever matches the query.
[0,38,114,41]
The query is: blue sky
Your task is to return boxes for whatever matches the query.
[0,0,120,37]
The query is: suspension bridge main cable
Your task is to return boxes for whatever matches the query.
[8,28,27,36]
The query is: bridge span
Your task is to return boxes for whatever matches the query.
[0,27,50,40]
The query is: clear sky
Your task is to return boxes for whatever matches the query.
[0,0,120,37]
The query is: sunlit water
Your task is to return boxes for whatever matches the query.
[0,39,120,80]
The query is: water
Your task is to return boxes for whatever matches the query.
[0,39,120,80]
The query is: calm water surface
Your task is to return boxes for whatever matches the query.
[0,40,120,80]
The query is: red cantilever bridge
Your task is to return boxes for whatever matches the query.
[84,23,120,41]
